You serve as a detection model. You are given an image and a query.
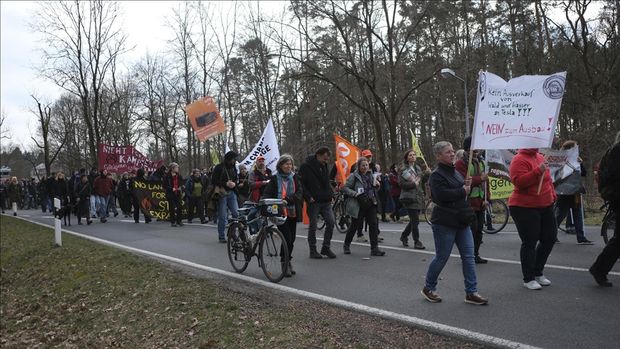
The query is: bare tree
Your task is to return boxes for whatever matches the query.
[30,95,67,177]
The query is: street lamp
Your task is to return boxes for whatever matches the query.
[440,68,470,137]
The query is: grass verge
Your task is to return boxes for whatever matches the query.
[1,216,485,348]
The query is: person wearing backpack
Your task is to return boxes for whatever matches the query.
[589,132,620,287]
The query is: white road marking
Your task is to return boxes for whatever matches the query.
[13,216,541,349]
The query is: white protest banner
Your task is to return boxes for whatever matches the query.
[471,71,567,150]
[239,118,280,172]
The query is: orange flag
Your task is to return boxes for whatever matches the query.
[185,96,226,142]
[333,134,361,185]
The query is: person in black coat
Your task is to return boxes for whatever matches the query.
[185,169,207,224]
[262,154,303,277]
[298,146,336,259]
[211,151,239,242]
[75,174,93,225]
[131,168,151,224]
[162,162,184,227]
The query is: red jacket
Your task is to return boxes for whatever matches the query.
[93,176,114,196]
[508,149,557,208]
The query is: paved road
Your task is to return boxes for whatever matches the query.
[7,210,619,349]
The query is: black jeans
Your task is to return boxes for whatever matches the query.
[470,209,484,257]
[187,196,205,222]
[591,206,620,276]
[345,205,379,250]
[307,201,335,249]
[77,197,90,223]
[167,194,183,224]
[510,205,557,282]
[132,196,150,223]
[277,216,297,261]
[401,209,421,242]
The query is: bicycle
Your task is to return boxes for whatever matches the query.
[424,198,509,234]
[601,203,616,245]
[332,189,351,233]
[226,199,290,283]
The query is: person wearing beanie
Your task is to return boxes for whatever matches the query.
[211,150,240,242]
[455,136,489,264]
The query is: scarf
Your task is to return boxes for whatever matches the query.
[276,172,296,217]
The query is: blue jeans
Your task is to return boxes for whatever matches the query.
[96,195,109,219]
[90,195,97,217]
[425,224,478,294]
[217,191,239,240]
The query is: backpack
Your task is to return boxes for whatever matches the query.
[598,141,620,203]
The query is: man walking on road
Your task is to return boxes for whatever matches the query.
[299,146,337,259]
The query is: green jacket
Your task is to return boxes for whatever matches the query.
[398,164,425,210]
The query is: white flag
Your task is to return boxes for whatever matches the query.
[471,71,566,150]
[239,119,280,172]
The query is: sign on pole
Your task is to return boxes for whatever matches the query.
[185,96,226,142]
[471,71,567,150]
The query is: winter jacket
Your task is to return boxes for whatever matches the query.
[93,176,114,196]
[388,170,401,197]
[163,173,185,199]
[429,162,470,227]
[249,168,272,202]
[185,176,207,198]
[398,163,425,210]
[262,173,303,221]
[343,170,378,219]
[508,149,556,208]
[455,154,487,211]
[299,155,334,203]
[211,163,238,193]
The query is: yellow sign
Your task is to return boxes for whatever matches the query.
[489,177,514,199]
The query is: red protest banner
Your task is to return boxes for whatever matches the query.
[97,144,164,174]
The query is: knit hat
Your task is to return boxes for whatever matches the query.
[463,136,472,152]
[224,151,238,161]
[361,149,373,157]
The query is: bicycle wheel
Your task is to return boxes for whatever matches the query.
[259,226,289,283]
[424,200,434,225]
[227,222,251,273]
[317,213,326,230]
[482,200,509,234]
[334,201,351,233]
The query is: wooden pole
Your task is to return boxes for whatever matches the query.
[536,154,548,195]
[466,149,475,180]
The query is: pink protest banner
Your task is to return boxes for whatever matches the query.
[97,144,164,174]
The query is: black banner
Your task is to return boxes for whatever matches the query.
[133,180,187,220]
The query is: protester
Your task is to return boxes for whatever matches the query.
[589,132,620,287]
[106,172,119,218]
[421,141,488,305]
[212,151,240,243]
[131,168,151,224]
[554,140,593,244]
[509,148,557,290]
[455,136,489,263]
[185,168,207,224]
[0,179,6,214]
[163,162,184,227]
[88,167,99,218]
[237,164,250,205]
[7,176,21,216]
[398,150,426,250]
[75,174,93,225]
[249,155,272,202]
[118,172,133,218]
[93,170,114,223]
[388,164,402,222]
[299,146,337,259]
[262,154,303,277]
[377,165,392,222]
[342,157,385,256]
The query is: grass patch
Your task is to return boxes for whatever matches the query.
[1,216,484,348]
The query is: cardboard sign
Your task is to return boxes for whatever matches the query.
[185,96,226,142]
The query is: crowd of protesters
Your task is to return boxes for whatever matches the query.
[2,132,618,303]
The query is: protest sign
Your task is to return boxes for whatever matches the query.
[98,144,163,174]
[540,146,582,195]
[471,71,567,150]
[410,130,428,168]
[132,179,187,220]
[334,134,361,185]
[239,119,280,172]
[185,96,226,142]
[485,149,516,199]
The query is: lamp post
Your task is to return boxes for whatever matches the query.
[440,68,470,137]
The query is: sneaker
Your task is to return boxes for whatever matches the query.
[188,220,193,224]
[377,236,384,242]
[219,238,227,243]
[535,275,551,286]
[101,218,107,223]
[577,239,594,245]
[589,267,613,287]
[475,256,489,264]
[171,223,177,227]
[320,247,337,259]
[523,280,543,290]
[284,263,293,277]
[421,287,442,303]
[400,236,409,247]
[343,245,351,254]
[309,249,323,259]
[413,240,426,250]
[288,262,296,275]
[177,222,184,227]
[356,235,368,243]
[114,212,119,217]
[465,293,489,305]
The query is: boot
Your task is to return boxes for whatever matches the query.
[288,262,296,275]
[343,244,351,254]
[309,247,323,259]
[371,248,386,256]
[284,262,293,277]
[320,246,337,259]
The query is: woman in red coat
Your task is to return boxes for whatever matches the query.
[509,148,557,290]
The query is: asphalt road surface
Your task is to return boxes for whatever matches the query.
[8,210,619,349]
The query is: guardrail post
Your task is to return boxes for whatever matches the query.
[54,198,62,247]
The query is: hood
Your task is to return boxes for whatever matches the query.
[518,149,539,156]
